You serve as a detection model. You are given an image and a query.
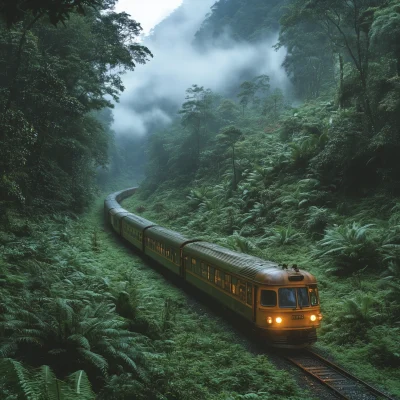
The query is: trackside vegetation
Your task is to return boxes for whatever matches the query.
[0,199,308,399]
[1,0,400,398]
[120,1,400,396]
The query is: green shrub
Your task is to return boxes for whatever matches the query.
[135,205,146,213]
[152,202,165,213]
[225,232,258,254]
[366,327,400,367]
[262,226,302,246]
[314,222,379,274]
[0,359,94,400]
[305,206,334,236]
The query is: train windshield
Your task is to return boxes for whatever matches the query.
[279,288,297,308]
[278,287,313,308]
[309,287,319,306]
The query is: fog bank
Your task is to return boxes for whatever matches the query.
[112,0,289,137]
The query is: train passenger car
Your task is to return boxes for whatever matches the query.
[144,226,198,275]
[121,214,156,251]
[182,241,321,346]
[109,208,131,234]
[104,187,137,229]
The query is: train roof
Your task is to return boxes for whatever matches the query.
[146,226,196,248]
[123,213,156,230]
[183,242,317,285]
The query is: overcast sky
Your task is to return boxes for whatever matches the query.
[115,0,183,35]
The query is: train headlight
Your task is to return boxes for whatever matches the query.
[275,317,282,324]
[318,313,323,321]
[267,317,272,324]
[310,315,317,322]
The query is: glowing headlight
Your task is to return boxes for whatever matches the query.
[267,317,272,324]
[275,317,282,324]
[310,315,317,322]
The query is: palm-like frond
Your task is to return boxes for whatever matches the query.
[0,359,95,400]
[313,222,378,273]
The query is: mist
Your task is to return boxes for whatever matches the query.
[112,0,290,137]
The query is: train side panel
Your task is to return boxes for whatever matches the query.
[121,214,156,252]
[144,226,194,275]
[109,209,130,235]
[182,247,254,322]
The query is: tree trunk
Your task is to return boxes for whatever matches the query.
[232,145,237,190]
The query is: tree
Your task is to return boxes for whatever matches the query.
[262,88,286,119]
[237,75,270,115]
[277,12,335,99]
[370,0,400,76]
[217,126,243,189]
[217,99,240,123]
[0,1,152,208]
[305,0,386,126]
[0,0,102,27]
[179,85,214,161]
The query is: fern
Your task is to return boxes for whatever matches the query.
[314,222,378,273]
[262,226,302,246]
[0,359,95,400]
[225,232,258,254]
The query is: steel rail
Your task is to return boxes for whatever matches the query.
[284,350,397,400]
[306,350,397,400]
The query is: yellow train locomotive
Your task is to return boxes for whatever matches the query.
[105,188,322,347]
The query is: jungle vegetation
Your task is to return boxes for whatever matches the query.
[122,0,400,396]
[1,0,400,398]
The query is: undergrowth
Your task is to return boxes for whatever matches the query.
[121,101,400,397]
[0,197,308,399]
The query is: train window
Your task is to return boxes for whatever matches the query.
[224,274,231,292]
[297,288,310,307]
[231,277,238,295]
[191,258,197,272]
[309,287,319,306]
[208,266,215,282]
[215,270,222,287]
[278,288,296,308]
[173,252,177,264]
[220,271,225,289]
[201,263,207,279]
[166,249,170,258]
[239,284,246,302]
[246,284,252,305]
[184,256,189,269]
[260,290,277,307]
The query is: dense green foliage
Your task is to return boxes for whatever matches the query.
[0,200,307,399]
[195,0,289,44]
[0,0,151,211]
[121,0,400,396]
[2,0,400,397]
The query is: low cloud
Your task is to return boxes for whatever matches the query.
[112,0,289,137]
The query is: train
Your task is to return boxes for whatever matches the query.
[104,187,323,347]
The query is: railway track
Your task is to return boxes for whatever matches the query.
[284,349,396,400]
